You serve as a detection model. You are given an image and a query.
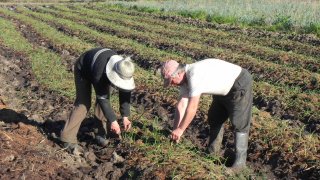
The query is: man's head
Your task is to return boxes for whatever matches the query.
[106,55,135,91]
[161,60,184,87]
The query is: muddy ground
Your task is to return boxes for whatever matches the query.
[0,47,258,180]
[0,52,149,179]
[0,7,319,179]
[0,48,215,179]
[0,48,317,179]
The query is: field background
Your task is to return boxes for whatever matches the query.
[0,0,319,179]
[111,0,320,36]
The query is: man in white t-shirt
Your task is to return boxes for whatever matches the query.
[161,59,253,171]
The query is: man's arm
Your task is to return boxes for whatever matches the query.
[174,96,189,129]
[96,96,117,122]
[171,95,201,142]
[94,81,117,123]
[96,96,121,134]
[94,82,121,134]
[119,90,131,117]
[178,95,201,131]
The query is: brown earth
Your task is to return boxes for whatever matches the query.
[0,53,158,179]
[1,47,318,179]
[0,6,319,179]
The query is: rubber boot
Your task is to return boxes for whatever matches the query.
[95,120,109,147]
[207,125,224,156]
[231,132,249,170]
[96,135,109,147]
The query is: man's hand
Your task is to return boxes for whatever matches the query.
[110,121,121,134]
[170,128,184,143]
[123,117,132,131]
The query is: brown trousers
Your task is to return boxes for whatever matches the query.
[60,61,108,144]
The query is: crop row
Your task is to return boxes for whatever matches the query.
[27,6,320,125]
[0,7,182,112]
[0,11,318,178]
[0,6,216,129]
[7,6,319,127]
[103,4,320,48]
[0,7,307,131]
[66,5,319,73]
[30,6,320,93]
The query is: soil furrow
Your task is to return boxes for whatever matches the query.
[9,12,319,179]
[0,20,182,179]
[65,5,319,73]
[33,6,320,92]
[106,6,320,47]
[1,5,317,178]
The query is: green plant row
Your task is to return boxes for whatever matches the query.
[0,16,74,97]
[66,5,319,73]
[11,7,188,63]
[0,6,179,118]
[0,7,185,115]
[0,7,166,93]
[104,4,320,58]
[0,7,174,117]
[1,6,315,128]
[7,8,92,55]
[11,6,319,124]
[249,108,319,175]
[104,3,320,42]
[0,7,163,89]
[0,11,318,178]
[33,5,320,93]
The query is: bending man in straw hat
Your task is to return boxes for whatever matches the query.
[161,59,253,171]
[60,47,135,153]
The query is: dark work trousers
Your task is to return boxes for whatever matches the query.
[60,58,108,144]
[208,69,253,134]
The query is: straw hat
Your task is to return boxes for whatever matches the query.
[106,55,135,90]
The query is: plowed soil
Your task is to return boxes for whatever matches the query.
[0,44,317,180]
[0,5,319,180]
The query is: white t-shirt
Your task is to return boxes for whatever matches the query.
[180,59,242,97]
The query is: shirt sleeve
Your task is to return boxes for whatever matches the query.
[187,69,202,97]
[93,79,117,123]
[119,90,131,117]
[189,81,202,97]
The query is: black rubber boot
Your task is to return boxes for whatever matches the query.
[95,119,108,137]
[96,135,109,147]
[207,125,224,155]
[231,132,249,169]
[95,120,109,147]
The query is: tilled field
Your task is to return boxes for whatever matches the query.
[0,4,319,179]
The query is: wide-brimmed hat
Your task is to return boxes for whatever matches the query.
[106,55,135,91]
